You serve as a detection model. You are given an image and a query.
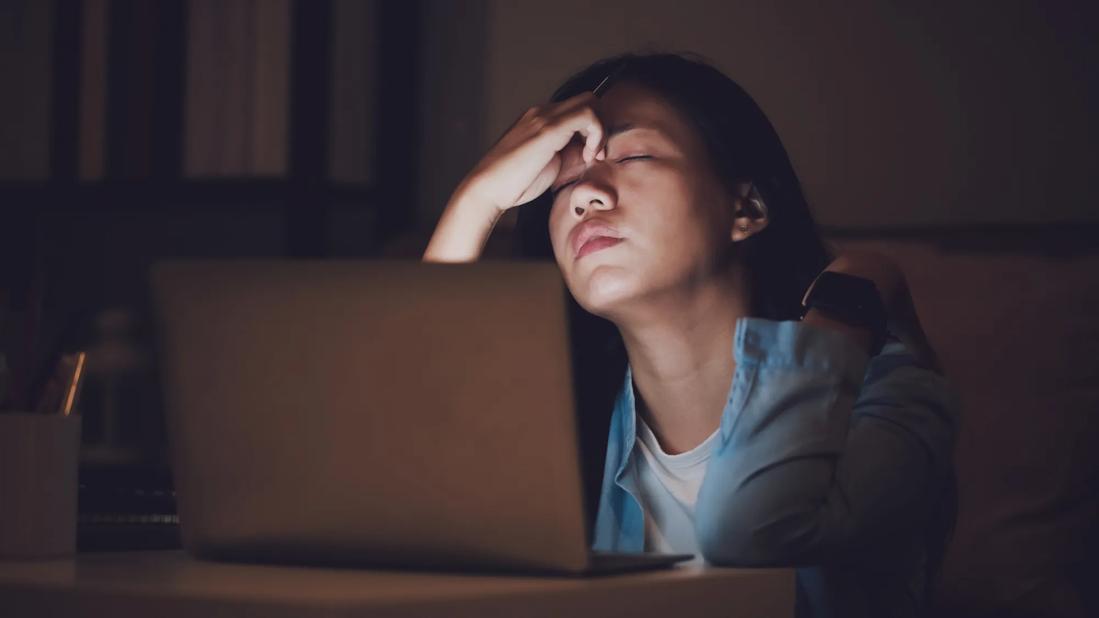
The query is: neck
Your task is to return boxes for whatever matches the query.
[613,265,751,454]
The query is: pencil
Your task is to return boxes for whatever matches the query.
[60,352,86,417]
[592,61,629,98]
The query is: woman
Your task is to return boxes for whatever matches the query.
[424,53,957,618]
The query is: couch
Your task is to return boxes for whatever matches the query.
[833,231,1099,618]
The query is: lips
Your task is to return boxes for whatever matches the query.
[576,236,624,259]
[570,219,624,260]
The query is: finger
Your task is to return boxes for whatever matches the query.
[543,95,604,161]
[558,106,604,164]
[581,116,605,164]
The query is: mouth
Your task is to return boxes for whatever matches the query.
[576,236,624,259]
[570,220,624,260]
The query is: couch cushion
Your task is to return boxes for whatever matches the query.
[833,239,1099,617]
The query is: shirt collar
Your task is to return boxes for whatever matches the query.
[613,365,638,483]
[613,324,740,483]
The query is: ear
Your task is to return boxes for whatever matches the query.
[730,181,770,242]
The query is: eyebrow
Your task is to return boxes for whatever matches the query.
[561,122,658,159]
[605,122,649,139]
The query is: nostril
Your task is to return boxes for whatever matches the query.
[575,206,585,216]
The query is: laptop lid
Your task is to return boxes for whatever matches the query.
[151,260,590,572]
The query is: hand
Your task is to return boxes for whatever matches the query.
[810,252,942,371]
[458,91,607,213]
[424,92,607,262]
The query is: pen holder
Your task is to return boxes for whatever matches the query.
[0,412,82,559]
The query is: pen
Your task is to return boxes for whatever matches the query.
[592,61,628,98]
[61,352,86,416]
[32,352,87,415]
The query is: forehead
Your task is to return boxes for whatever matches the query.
[593,81,701,149]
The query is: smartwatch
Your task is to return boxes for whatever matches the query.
[801,271,889,356]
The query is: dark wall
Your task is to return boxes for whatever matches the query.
[422,0,1099,229]
[0,0,419,480]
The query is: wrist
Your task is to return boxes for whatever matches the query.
[800,270,889,356]
[801,309,875,355]
[820,253,903,310]
[423,185,504,263]
[451,177,508,220]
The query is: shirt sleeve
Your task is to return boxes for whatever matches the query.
[694,318,958,567]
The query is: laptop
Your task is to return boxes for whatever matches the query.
[150,260,690,574]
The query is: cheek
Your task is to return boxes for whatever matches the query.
[622,179,730,287]
[547,203,568,258]
[633,175,713,249]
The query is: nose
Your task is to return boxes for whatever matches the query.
[570,176,616,218]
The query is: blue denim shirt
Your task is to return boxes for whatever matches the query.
[591,318,958,618]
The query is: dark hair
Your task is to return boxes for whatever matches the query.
[514,51,833,540]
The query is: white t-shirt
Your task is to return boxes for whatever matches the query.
[633,415,721,563]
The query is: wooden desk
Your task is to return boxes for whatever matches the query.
[0,550,794,617]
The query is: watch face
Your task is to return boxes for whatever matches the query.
[802,272,890,354]
[804,272,887,333]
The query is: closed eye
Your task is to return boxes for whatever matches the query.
[551,156,652,196]
[550,179,579,197]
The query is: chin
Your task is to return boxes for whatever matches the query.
[567,264,639,319]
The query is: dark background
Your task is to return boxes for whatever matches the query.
[1,1,1097,615]
[8,0,1095,465]
[2,0,422,547]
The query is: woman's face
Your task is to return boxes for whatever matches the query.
[548,82,737,319]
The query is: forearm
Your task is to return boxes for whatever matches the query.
[695,320,869,566]
[803,253,944,373]
[422,186,503,263]
[695,319,956,566]
[698,399,939,566]
[804,297,942,375]
[801,308,873,354]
